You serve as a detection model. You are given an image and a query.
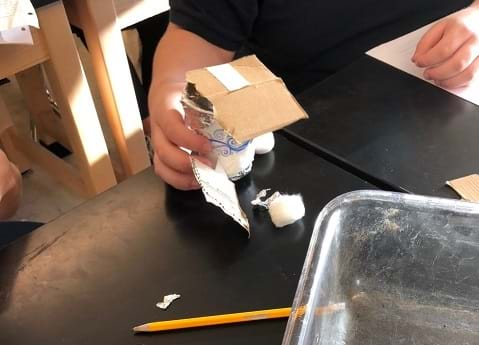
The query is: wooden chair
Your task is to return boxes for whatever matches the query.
[64,0,169,178]
[0,2,117,197]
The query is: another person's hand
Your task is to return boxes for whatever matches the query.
[0,149,22,219]
[413,3,479,89]
[149,82,212,191]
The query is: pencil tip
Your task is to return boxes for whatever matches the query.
[133,325,148,332]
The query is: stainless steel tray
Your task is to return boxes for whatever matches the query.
[282,191,479,345]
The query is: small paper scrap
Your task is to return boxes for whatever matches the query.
[156,294,181,310]
[191,157,250,235]
[446,174,479,203]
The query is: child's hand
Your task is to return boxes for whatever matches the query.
[413,4,479,89]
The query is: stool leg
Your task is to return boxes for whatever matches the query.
[15,65,72,150]
[65,0,150,178]
[37,2,117,196]
[0,96,31,173]
[1,91,85,195]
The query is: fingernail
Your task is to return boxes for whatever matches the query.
[423,72,430,80]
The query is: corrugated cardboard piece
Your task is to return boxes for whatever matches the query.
[446,174,479,202]
[185,55,308,143]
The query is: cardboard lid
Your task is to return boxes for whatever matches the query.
[186,55,308,142]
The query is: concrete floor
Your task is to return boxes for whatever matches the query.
[1,30,142,223]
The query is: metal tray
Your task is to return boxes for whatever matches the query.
[282,191,479,345]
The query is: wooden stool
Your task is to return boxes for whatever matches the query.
[64,0,169,178]
[0,2,117,197]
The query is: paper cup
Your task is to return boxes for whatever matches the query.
[182,98,254,181]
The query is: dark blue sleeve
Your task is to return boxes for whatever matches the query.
[169,0,259,51]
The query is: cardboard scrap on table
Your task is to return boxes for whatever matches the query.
[446,174,479,203]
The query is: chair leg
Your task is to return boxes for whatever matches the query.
[0,95,30,173]
[65,0,150,178]
[15,65,72,150]
[36,2,117,196]
[2,81,91,195]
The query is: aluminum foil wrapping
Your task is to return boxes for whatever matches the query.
[182,84,254,181]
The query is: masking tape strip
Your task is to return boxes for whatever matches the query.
[206,63,249,91]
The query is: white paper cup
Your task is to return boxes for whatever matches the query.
[182,99,254,181]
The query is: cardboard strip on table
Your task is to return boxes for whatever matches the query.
[446,174,479,202]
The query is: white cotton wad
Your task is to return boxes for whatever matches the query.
[268,194,305,228]
[253,132,275,155]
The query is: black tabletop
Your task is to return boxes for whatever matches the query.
[32,0,57,9]
[286,56,479,198]
[0,135,374,345]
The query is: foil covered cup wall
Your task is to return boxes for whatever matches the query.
[182,97,254,181]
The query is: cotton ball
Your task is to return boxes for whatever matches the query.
[253,132,275,155]
[268,194,305,228]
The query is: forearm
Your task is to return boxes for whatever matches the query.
[0,162,22,220]
[149,23,234,96]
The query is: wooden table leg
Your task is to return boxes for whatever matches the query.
[65,0,151,178]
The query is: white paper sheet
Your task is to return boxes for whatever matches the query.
[0,25,32,44]
[367,17,479,106]
[0,0,38,45]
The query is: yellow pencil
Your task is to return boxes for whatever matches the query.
[133,303,345,333]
